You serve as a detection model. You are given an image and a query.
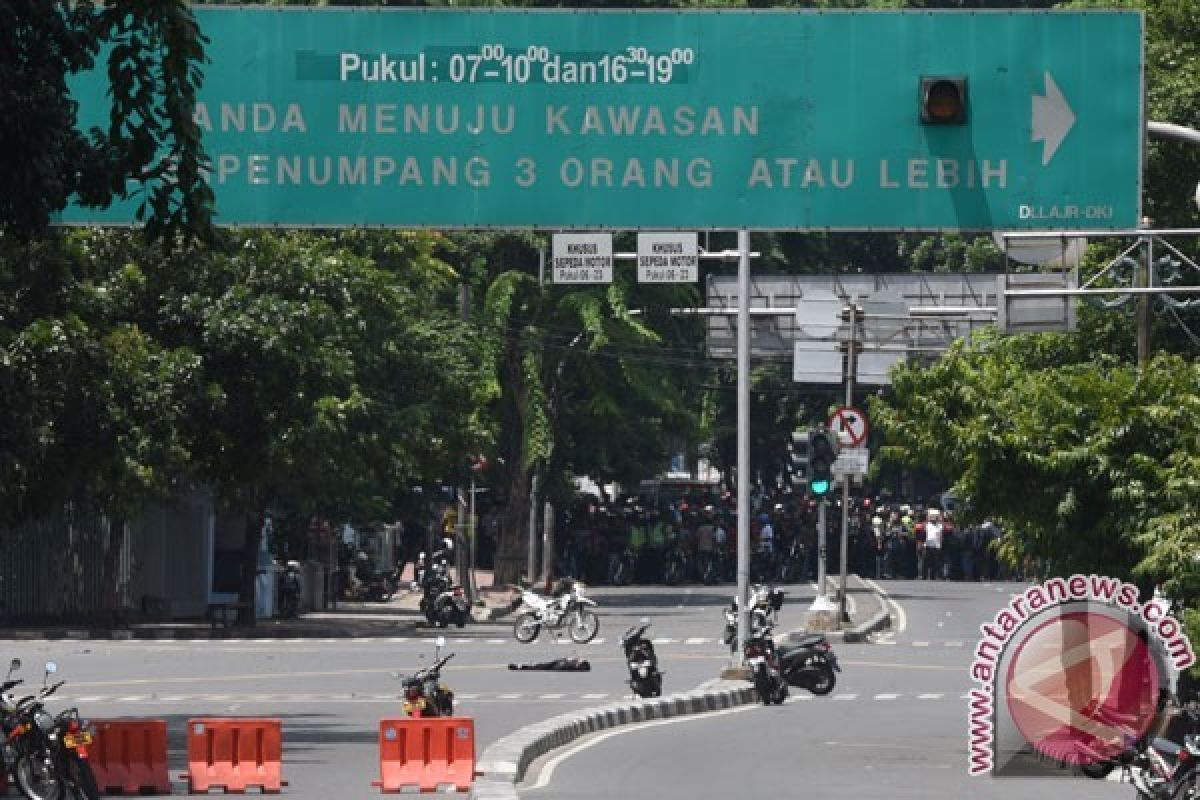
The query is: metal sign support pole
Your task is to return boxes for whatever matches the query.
[736,229,751,665]
[838,304,858,626]
[816,500,827,596]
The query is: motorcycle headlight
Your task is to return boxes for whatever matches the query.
[34,711,54,733]
[638,666,650,678]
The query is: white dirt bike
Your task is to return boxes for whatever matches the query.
[512,580,600,644]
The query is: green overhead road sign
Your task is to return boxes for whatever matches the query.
[61,8,1143,231]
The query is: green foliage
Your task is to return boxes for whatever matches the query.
[0,2,212,241]
[871,337,1199,594]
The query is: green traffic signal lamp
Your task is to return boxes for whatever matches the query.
[807,428,838,497]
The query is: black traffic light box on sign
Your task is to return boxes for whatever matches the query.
[920,76,968,125]
[787,430,810,486]
[808,428,839,496]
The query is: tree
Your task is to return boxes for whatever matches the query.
[0,2,212,241]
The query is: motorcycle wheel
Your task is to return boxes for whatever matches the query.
[1079,761,1115,780]
[754,671,773,705]
[15,752,64,800]
[456,609,469,628]
[808,665,837,696]
[567,609,599,644]
[513,612,541,643]
[772,679,789,705]
[63,755,99,800]
[651,673,663,698]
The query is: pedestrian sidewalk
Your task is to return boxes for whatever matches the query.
[0,569,519,642]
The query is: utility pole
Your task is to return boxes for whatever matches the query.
[838,303,859,626]
[735,230,752,664]
[1137,222,1153,369]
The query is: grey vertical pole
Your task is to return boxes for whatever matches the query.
[736,230,751,663]
[838,304,857,625]
[817,500,827,596]
[1137,232,1152,369]
[468,473,478,603]
[527,471,539,584]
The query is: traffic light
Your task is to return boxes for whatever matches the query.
[787,430,810,486]
[920,76,968,125]
[808,428,838,496]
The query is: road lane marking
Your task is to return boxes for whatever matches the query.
[538,694,566,699]
[833,694,858,701]
[874,694,899,700]
[581,693,608,700]
[918,693,944,700]
[498,694,523,700]
[912,641,930,647]
[945,641,964,647]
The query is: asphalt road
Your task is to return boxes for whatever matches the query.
[521,579,1134,800]
[0,583,803,799]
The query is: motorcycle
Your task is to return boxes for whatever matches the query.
[278,560,302,619]
[607,548,634,587]
[1081,701,1200,800]
[722,585,785,653]
[3,660,98,800]
[512,579,599,644]
[413,551,470,628]
[776,539,805,584]
[777,633,840,695]
[621,622,662,698]
[743,624,788,706]
[663,546,690,586]
[396,638,456,718]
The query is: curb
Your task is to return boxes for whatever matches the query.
[470,679,756,799]
[0,623,422,641]
[794,574,893,643]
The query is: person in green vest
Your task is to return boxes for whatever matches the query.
[644,508,667,583]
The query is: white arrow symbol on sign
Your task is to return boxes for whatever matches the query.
[1032,72,1076,167]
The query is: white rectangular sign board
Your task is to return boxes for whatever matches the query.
[833,447,869,476]
[553,233,613,284]
[637,232,699,283]
[793,341,843,384]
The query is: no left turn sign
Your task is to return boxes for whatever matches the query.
[829,406,869,447]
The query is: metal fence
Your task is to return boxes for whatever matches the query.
[0,506,109,624]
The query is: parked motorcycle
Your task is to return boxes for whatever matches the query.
[621,622,662,698]
[413,551,470,628]
[607,548,635,587]
[776,539,805,584]
[278,560,302,619]
[778,633,840,695]
[2,660,99,800]
[722,585,785,653]
[743,624,788,705]
[512,579,599,644]
[1081,700,1200,800]
[663,546,690,586]
[396,638,456,718]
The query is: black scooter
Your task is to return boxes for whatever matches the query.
[777,632,840,695]
[621,622,663,698]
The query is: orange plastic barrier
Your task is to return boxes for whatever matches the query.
[373,717,475,793]
[90,719,171,795]
[184,718,283,793]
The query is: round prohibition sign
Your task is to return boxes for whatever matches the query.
[828,406,869,447]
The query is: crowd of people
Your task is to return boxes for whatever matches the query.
[555,489,1018,587]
